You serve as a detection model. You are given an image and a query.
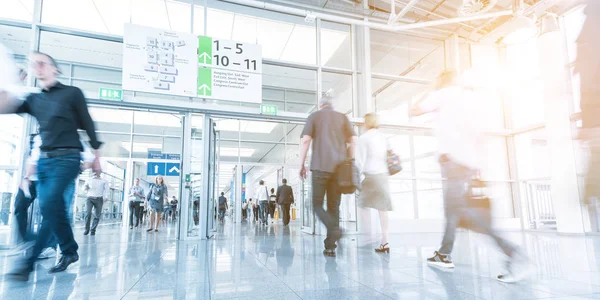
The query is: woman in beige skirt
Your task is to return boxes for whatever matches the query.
[356,113,393,253]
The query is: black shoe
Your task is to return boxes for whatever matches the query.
[48,254,79,274]
[130,226,133,229]
[7,266,33,282]
[323,249,336,257]
[427,251,455,269]
[83,230,90,235]
[90,231,96,236]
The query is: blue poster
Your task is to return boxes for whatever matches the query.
[241,173,246,201]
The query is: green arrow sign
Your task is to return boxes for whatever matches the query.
[99,88,122,100]
[198,36,212,64]
[260,104,278,115]
[198,68,212,97]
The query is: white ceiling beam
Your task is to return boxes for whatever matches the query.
[221,0,513,33]
[389,0,420,24]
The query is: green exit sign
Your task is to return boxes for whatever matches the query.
[260,104,278,115]
[99,88,122,100]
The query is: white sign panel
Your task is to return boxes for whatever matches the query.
[197,36,262,103]
[122,24,197,97]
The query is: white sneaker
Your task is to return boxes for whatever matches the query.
[497,253,534,283]
[38,248,57,259]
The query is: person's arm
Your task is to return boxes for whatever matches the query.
[355,136,368,174]
[343,116,358,159]
[299,135,312,178]
[73,89,103,174]
[0,45,27,113]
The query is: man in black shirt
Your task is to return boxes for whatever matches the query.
[0,52,102,281]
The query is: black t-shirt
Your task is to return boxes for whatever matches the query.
[17,82,102,151]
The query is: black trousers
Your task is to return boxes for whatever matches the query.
[128,201,142,227]
[282,203,292,225]
[253,206,259,221]
[13,183,37,243]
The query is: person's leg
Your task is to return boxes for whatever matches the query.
[26,155,79,273]
[282,204,289,225]
[378,210,389,246]
[437,160,470,255]
[129,201,135,227]
[134,202,142,227]
[155,212,161,229]
[324,174,342,250]
[90,198,103,233]
[148,211,155,230]
[311,171,335,249]
[84,198,93,234]
[259,201,267,224]
[13,186,35,243]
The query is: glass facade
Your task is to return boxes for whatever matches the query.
[0,0,590,237]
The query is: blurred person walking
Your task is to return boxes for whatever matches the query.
[146,175,168,232]
[576,1,600,230]
[298,96,357,256]
[84,172,108,236]
[128,178,145,229]
[255,180,270,225]
[276,179,294,226]
[218,192,228,223]
[356,114,393,253]
[1,51,102,280]
[409,70,531,283]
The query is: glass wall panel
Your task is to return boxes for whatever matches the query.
[133,111,182,136]
[323,72,353,115]
[39,31,123,69]
[90,132,131,159]
[89,107,133,133]
[0,0,34,22]
[374,79,428,124]
[370,30,444,79]
[0,25,32,56]
[321,21,352,69]
[131,135,182,159]
[506,40,545,129]
[515,128,550,179]
[417,179,444,219]
[0,115,24,166]
[263,64,317,113]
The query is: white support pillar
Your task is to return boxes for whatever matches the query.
[538,31,585,234]
[235,164,242,223]
[178,113,192,239]
[444,33,460,73]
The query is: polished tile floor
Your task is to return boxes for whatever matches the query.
[1,218,600,300]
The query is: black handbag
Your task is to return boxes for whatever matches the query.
[336,159,360,195]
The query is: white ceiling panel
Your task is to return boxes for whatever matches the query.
[0,0,33,21]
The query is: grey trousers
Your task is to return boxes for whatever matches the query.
[85,197,104,232]
[438,158,515,257]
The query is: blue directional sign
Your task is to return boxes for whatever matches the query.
[148,162,166,176]
[165,153,181,160]
[148,151,165,159]
[166,163,181,176]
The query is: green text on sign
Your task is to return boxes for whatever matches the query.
[99,88,122,100]
[198,36,213,64]
[185,174,191,183]
[198,68,212,97]
[260,104,278,115]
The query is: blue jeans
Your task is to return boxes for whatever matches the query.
[311,170,342,250]
[438,158,515,257]
[26,153,80,267]
[14,180,75,250]
[259,201,269,224]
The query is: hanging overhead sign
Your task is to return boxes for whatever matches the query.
[121,24,262,104]
[197,36,262,103]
